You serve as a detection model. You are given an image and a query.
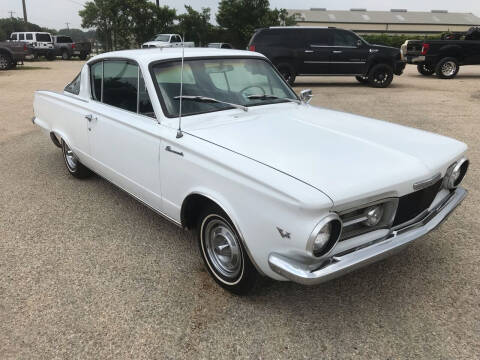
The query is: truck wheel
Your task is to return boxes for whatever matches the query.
[435,58,459,79]
[46,53,55,61]
[62,140,93,179]
[276,63,296,86]
[197,204,258,295]
[368,64,394,88]
[417,64,435,76]
[355,75,369,84]
[61,50,70,60]
[79,52,88,60]
[0,54,11,70]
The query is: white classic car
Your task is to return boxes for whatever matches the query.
[33,48,469,294]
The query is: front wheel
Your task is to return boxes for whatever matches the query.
[276,63,296,86]
[417,63,435,76]
[435,58,459,79]
[61,50,70,60]
[197,205,258,295]
[62,140,93,179]
[0,54,11,70]
[368,64,394,88]
[355,75,369,84]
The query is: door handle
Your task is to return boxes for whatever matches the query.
[165,146,183,157]
[85,114,93,122]
[332,50,343,54]
[304,50,314,53]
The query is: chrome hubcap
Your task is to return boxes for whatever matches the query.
[204,219,242,279]
[64,144,78,170]
[441,61,456,76]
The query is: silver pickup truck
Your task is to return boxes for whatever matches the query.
[141,34,194,48]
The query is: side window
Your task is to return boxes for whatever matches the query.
[90,62,103,101]
[333,31,359,47]
[103,61,138,113]
[173,35,181,43]
[26,33,33,40]
[305,29,330,46]
[65,72,81,95]
[10,34,17,41]
[19,33,25,40]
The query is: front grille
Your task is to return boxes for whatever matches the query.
[393,179,443,226]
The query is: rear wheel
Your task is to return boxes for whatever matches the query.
[276,63,296,86]
[46,52,55,61]
[61,50,70,60]
[197,204,258,295]
[368,63,394,88]
[417,63,435,76]
[62,140,93,179]
[435,58,459,79]
[79,52,88,60]
[355,75,369,84]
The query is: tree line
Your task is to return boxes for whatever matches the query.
[78,0,296,50]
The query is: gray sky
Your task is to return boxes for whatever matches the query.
[1,0,480,30]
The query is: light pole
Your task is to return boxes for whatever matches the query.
[22,0,28,22]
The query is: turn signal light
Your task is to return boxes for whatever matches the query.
[421,43,430,55]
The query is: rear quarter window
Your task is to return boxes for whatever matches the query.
[26,33,33,40]
[65,73,81,95]
[254,29,302,48]
[36,33,52,42]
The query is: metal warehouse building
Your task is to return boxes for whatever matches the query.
[288,8,480,34]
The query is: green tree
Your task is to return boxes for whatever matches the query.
[216,0,295,48]
[177,6,212,46]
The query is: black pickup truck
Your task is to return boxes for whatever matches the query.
[248,27,405,87]
[0,41,29,70]
[402,27,480,79]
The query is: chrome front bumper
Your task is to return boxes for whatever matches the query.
[268,187,467,285]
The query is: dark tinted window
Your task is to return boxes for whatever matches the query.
[26,33,33,40]
[65,72,81,95]
[10,34,17,41]
[305,29,330,46]
[254,29,296,47]
[19,34,25,40]
[36,33,52,42]
[103,61,138,113]
[90,62,103,101]
[56,36,72,43]
[333,30,359,47]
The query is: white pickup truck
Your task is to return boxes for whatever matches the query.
[142,34,194,49]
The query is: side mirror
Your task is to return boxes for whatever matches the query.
[357,39,363,47]
[300,89,313,103]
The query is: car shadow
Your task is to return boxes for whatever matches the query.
[294,81,408,89]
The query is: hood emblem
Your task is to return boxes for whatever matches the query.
[277,227,291,239]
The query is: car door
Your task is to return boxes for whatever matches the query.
[330,30,369,75]
[86,59,163,210]
[301,29,331,74]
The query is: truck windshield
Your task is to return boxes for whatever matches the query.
[151,58,298,117]
[152,35,170,42]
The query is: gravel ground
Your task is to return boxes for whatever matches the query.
[0,61,479,359]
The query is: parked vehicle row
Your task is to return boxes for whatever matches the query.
[33,47,469,294]
[7,32,92,62]
[401,27,480,79]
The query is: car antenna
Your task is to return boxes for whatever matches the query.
[176,34,185,139]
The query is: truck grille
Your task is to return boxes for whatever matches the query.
[393,179,443,226]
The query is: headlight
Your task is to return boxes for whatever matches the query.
[444,158,469,189]
[308,214,342,257]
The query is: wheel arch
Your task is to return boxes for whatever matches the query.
[365,55,394,73]
[180,191,265,276]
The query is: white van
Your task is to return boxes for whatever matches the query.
[9,32,55,60]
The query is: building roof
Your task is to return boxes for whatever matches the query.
[288,9,480,25]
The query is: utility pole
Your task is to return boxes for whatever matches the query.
[156,0,159,6]
[8,10,16,18]
[22,0,28,22]
[65,22,70,30]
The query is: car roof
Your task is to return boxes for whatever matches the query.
[88,48,264,65]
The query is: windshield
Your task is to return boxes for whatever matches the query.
[151,58,298,117]
[152,35,170,42]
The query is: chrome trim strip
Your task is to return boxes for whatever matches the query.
[269,187,467,285]
[306,214,342,256]
[413,173,442,191]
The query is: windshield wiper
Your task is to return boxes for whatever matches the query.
[247,94,301,104]
[174,95,248,112]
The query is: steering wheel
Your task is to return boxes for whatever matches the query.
[240,85,265,99]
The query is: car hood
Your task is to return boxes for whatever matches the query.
[185,104,466,204]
